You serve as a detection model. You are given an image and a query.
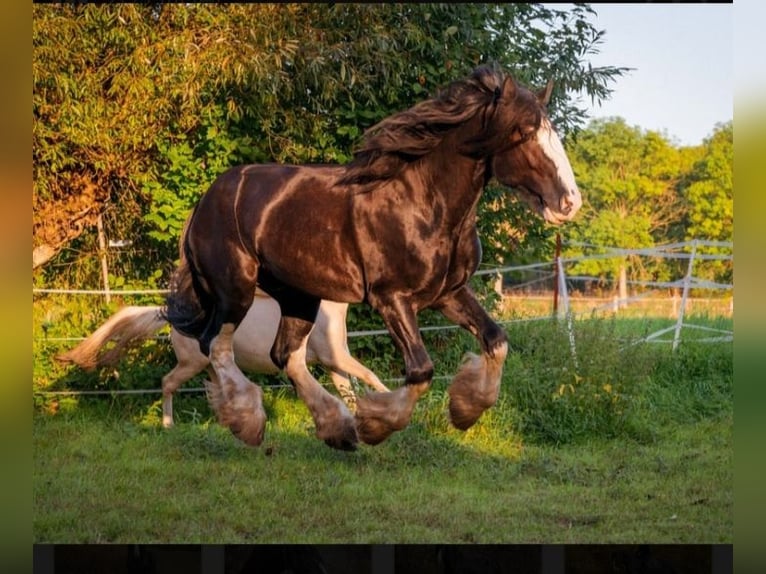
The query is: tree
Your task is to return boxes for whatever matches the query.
[678,121,733,284]
[562,118,694,295]
[33,3,628,286]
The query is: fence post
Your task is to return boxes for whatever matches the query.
[556,256,578,369]
[552,232,561,316]
[673,239,698,351]
[96,213,111,304]
[556,255,568,319]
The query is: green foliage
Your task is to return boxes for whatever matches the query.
[34,3,628,287]
[563,117,732,289]
[682,122,733,240]
[505,317,655,444]
[142,109,263,256]
[678,122,734,283]
[478,183,557,266]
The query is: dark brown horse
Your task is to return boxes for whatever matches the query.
[164,64,581,450]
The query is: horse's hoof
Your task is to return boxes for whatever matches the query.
[229,414,266,447]
[320,419,359,451]
[447,398,483,431]
[354,414,396,446]
[447,383,488,430]
[353,386,424,445]
[324,436,358,451]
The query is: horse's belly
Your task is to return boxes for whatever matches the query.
[231,296,281,373]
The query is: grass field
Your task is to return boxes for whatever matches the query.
[33,399,731,544]
[32,313,733,544]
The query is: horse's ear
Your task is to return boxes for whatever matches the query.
[537,79,554,107]
[500,76,517,101]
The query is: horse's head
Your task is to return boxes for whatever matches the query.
[489,75,582,225]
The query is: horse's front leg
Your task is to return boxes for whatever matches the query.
[432,285,508,430]
[354,297,431,445]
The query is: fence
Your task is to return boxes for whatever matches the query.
[33,239,732,397]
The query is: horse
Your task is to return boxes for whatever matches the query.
[164,63,581,451]
[56,290,389,426]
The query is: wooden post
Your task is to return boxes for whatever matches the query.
[96,214,111,304]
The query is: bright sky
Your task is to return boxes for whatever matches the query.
[559,3,735,147]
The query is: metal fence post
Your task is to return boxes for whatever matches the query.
[557,256,578,369]
[673,239,698,351]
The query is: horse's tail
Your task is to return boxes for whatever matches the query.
[161,204,213,343]
[56,306,168,370]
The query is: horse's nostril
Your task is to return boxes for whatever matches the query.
[560,196,572,214]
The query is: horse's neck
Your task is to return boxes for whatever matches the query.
[420,149,487,228]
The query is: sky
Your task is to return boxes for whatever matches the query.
[560,3,735,147]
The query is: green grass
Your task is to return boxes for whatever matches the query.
[33,311,732,544]
[32,403,731,543]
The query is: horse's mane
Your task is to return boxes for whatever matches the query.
[338,64,510,188]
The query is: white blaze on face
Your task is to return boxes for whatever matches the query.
[536,118,582,217]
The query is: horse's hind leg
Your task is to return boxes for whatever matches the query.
[432,285,508,430]
[177,192,266,445]
[199,269,267,446]
[161,331,211,428]
[208,322,267,446]
[161,362,205,428]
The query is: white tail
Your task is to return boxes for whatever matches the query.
[56,306,166,370]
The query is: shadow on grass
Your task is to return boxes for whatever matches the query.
[34,383,525,471]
